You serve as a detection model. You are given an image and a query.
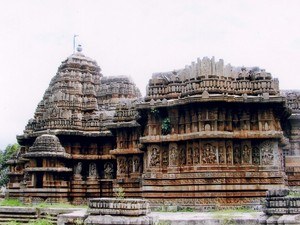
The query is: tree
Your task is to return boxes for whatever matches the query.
[0,143,20,187]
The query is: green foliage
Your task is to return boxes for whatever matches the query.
[0,198,24,206]
[4,219,52,225]
[0,143,20,187]
[288,191,300,197]
[114,187,125,199]
[28,219,52,225]
[178,207,194,212]
[161,118,171,135]
[5,221,20,225]
[74,218,84,225]
[150,108,160,120]
[150,108,159,116]
[156,221,171,225]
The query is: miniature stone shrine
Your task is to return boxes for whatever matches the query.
[6,49,300,209]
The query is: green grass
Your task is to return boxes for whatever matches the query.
[0,198,24,206]
[212,208,257,214]
[0,198,87,208]
[288,191,300,197]
[5,221,21,225]
[5,219,53,225]
[28,219,53,225]
[35,202,87,208]
[153,206,194,212]
[211,207,258,225]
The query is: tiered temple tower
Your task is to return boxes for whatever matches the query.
[6,52,300,209]
[7,47,141,204]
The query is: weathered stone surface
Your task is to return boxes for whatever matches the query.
[5,51,300,209]
[88,198,150,216]
[57,209,87,225]
[261,189,300,224]
[85,215,155,225]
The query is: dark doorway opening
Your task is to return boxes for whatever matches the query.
[36,173,43,188]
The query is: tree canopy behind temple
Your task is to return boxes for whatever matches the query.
[0,144,19,187]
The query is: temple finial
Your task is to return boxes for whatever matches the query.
[73,34,78,53]
[77,44,82,53]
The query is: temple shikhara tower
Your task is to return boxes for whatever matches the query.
[6,47,300,209]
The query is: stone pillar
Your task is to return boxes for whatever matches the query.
[289,114,300,156]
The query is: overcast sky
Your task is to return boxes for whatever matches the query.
[0,0,299,149]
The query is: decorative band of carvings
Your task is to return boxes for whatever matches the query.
[88,198,150,216]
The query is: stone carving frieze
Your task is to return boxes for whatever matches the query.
[133,156,141,173]
[89,163,97,177]
[281,90,300,112]
[146,57,280,101]
[169,143,178,167]
[149,145,160,167]
[260,141,275,165]
[202,143,217,164]
[117,157,127,174]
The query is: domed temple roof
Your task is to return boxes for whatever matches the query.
[24,134,70,158]
[19,49,141,140]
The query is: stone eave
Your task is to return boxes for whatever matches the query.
[18,129,113,141]
[24,167,72,172]
[109,148,143,155]
[8,188,70,193]
[71,154,116,160]
[136,94,286,109]
[23,152,71,158]
[140,131,284,143]
[106,121,141,129]
[6,157,29,164]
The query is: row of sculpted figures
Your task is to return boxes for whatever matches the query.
[147,140,277,168]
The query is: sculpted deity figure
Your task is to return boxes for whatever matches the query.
[187,148,193,165]
[75,162,82,175]
[162,149,169,167]
[242,145,251,164]
[133,157,141,173]
[202,144,217,164]
[169,147,178,166]
[193,148,200,164]
[233,147,241,164]
[117,157,126,174]
[261,141,274,165]
[218,147,226,164]
[252,147,260,165]
[150,147,160,167]
[128,158,133,173]
[104,162,114,179]
[226,145,233,164]
[89,163,97,177]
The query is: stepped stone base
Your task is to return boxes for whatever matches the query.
[85,215,155,225]
[85,198,156,225]
[260,189,300,224]
[88,198,150,216]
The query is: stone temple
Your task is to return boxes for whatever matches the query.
[6,46,300,209]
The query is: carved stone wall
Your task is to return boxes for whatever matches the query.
[146,57,279,101]
[6,53,300,208]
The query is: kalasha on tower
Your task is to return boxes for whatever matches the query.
[6,47,300,209]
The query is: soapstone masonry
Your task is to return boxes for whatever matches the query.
[6,47,300,209]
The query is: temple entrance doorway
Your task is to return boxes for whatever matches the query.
[36,173,43,188]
